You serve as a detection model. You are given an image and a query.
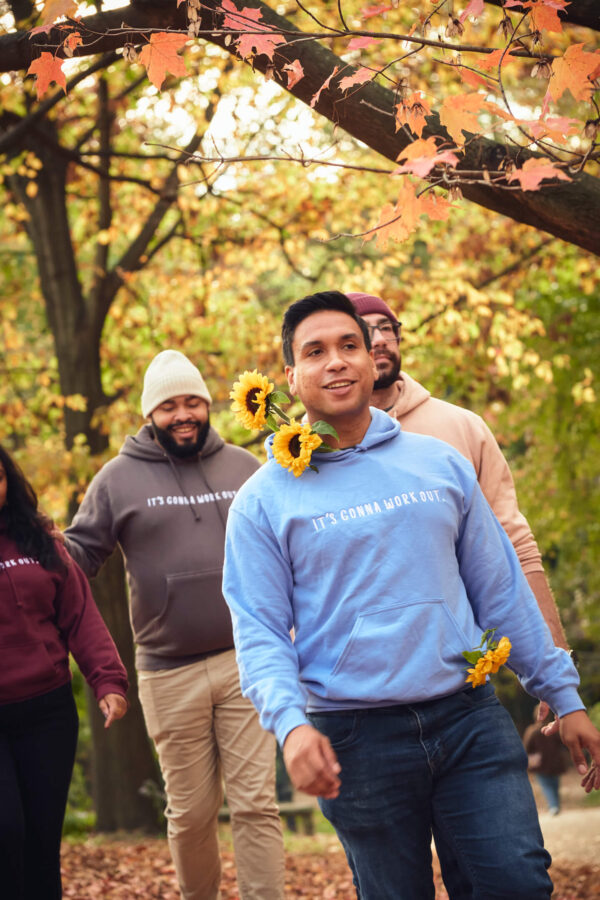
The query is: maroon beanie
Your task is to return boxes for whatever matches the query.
[346,292,400,326]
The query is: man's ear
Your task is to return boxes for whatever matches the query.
[285,365,296,395]
[369,350,378,380]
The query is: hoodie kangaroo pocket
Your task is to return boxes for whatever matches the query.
[0,641,59,703]
[141,568,233,656]
[326,598,470,704]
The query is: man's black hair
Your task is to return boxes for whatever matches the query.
[282,291,371,366]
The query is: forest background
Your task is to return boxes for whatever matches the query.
[1,0,599,834]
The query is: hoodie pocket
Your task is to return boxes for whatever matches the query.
[0,640,59,703]
[141,568,234,657]
[326,598,470,704]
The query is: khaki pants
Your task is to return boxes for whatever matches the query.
[138,650,284,900]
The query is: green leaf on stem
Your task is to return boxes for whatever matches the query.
[311,420,339,439]
[269,391,290,405]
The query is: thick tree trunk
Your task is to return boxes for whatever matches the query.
[85,551,164,833]
[2,109,163,834]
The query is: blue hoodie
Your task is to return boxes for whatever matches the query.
[223,408,582,748]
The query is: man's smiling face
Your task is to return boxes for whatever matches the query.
[285,310,377,428]
[150,394,210,457]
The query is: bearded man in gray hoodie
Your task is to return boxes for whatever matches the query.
[65,350,284,900]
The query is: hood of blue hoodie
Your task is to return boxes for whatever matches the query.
[264,406,401,466]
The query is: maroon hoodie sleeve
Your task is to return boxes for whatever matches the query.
[54,544,129,701]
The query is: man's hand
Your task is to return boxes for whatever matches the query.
[540,714,560,737]
[283,724,341,799]
[559,710,600,792]
[537,701,552,723]
[98,693,128,729]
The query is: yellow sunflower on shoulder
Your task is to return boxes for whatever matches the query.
[272,421,323,478]
[230,370,275,430]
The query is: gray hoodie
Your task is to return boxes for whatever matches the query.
[65,424,259,670]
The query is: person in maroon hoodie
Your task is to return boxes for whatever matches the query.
[0,444,129,900]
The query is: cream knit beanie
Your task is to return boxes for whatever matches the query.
[141,350,212,417]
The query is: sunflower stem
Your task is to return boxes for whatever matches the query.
[269,403,291,425]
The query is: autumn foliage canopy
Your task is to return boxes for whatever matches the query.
[3,0,599,254]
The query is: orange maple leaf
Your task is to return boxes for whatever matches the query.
[310,66,340,108]
[346,36,382,51]
[339,67,372,92]
[519,115,579,143]
[398,137,439,162]
[507,158,571,191]
[395,92,432,138]
[138,32,188,90]
[222,0,285,60]
[361,4,392,19]
[459,67,489,90]
[364,181,448,249]
[364,182,420,248]
[363,201,412,249]
[39,0,78,27]
[459,0,484,24]
[27,52,66,100]
[63,30,82,53]
[477,49,518,72]
[439,93,488,144]
[283,60,304,89]
[529,0,568,34]
[395,138,459,178]
[483,99,512,122]
[548,43,600,103]
[419,192,452,222]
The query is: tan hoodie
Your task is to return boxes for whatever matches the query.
[388,373,543,575]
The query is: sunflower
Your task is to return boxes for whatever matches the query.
[464,631,512,687]
[230,370,274,430]
[465,655,493,688]
[272,421,323,477]
[489,636,511,673]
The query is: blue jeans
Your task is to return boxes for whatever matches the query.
[309,684,552,900]
[535,774,560,812]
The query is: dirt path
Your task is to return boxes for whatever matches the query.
[537,806,600,863]
[529,768,600,865]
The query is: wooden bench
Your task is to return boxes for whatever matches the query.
[218,801,315,834]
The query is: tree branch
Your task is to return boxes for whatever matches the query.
[2,0,599,254]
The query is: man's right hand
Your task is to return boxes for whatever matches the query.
[283,724,341,799]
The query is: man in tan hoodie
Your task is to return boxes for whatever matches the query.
[347,292,568,658]
[348,292,573,898]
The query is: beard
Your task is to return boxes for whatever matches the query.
[151,416,211,458]
[373,354,401,390]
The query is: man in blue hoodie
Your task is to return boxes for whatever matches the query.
[223,292,600,900]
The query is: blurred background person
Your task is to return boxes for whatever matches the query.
[524,703,571,815]
[0,444,128,900]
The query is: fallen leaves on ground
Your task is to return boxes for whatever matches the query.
[61,838,600,899]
